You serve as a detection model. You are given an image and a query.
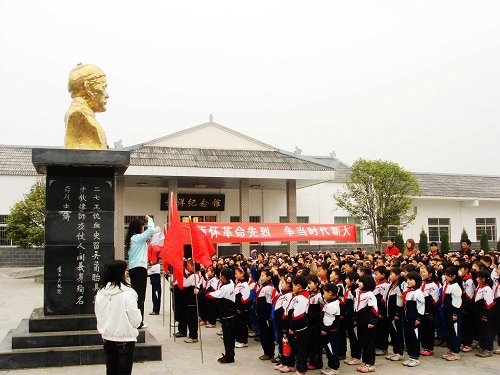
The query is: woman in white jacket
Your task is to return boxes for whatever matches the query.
[95,260,142,375]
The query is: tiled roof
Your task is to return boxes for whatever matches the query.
[130,146,333,171]
[332,168,500,199]
[414,173,500,199]
[0,146,38,176]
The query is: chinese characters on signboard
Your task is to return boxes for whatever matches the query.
[44,170,114,315]
[160,193,225,211]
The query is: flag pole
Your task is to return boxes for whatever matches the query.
[190,217,204,364]
[172,278,177,341]
[162,268,166,327]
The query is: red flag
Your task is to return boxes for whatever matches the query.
[189,220,215,268]
[160,192,185,288]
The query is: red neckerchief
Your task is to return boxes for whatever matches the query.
[297,290,310,299]
[389,281,398,291]
[402,287,412,309]
[462,274,472,281]
[357,290,368,307]
[376,279,388,286]
[473,284,487,300]
[442,283,448,303]
[421,281,429,292]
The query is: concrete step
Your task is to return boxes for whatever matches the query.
[0,330,161,369]
[12,327,146,349]
[29,308,97,332]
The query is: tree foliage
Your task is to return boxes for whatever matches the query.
[480,230,490,253]
[419,228,428,253]
[441,231,450,254]
[395,232,405,253]
[460,228,469,243]
[333,159,420,251]
[6,179,45,248]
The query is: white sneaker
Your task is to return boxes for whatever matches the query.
[235,342,248,348]
[346,358,362,365]
[321,368,339,375]
[407,359,420,367]
[390,353,403,361]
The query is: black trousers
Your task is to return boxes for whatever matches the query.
[461,307,474,346]
[494,298,500,345]
[151,283,161,313]
[187,304,199,339]
[358,325,376,366]
[103,340,135,375]
[222,316,236,359]
[421,314,435,351]
[308,323,323,367]
[235,310,248,344]
[404,320,420,359]
[444,310,461,354]
[338,318,347,357]
[476,315,493,351]
[173,288,186,331]
[258,317,275,357]
[346,323,361,359]
[375,316,389,351]
[324,330,340,370]
[388,318,404,355]
[129,267,147,323]
[292,329,309,373]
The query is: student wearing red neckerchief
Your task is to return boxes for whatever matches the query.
[373,266,390,356]
[473,270,495,357]
[442,266,463,361]
[354,274,378,373]
[458,262,475,351]
[419,265,439,356]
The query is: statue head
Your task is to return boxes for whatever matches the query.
[68,63,108,113]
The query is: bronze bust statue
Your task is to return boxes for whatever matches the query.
[64,63,109,150]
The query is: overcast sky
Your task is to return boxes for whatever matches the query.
[1,1,499,175]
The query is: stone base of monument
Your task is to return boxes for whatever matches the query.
[0,308,161,369]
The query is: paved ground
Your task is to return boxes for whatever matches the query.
[0,268,499,374]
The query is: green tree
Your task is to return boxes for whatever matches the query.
[333,159,420,251]
[6,179,45,248]
[480,230,490,253]
[460,228,469,243]
[395,232,405,253]
[419,228,429,253]
[440,231,450,254]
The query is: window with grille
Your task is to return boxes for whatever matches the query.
[428,218,450,242]
[0,215,13,246]
[475,218,496,241]
[334,216,363,243]
[381,225,399,243]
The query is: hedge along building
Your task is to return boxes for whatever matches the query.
[1,118,500,258]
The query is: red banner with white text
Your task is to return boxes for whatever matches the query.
[175,222,357,244]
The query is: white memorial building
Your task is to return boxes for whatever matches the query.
[1,119,499,256]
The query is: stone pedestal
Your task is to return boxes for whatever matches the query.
[32,148,130,315]
[0,149,162,369]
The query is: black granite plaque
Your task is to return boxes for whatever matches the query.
[40,162,123,315]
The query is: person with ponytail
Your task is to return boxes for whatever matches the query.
[442,266,463,361]
[125,215,154,328]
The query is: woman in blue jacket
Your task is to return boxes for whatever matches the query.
[126,215,154,328]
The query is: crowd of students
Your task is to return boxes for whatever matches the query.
[167,239,500,374]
